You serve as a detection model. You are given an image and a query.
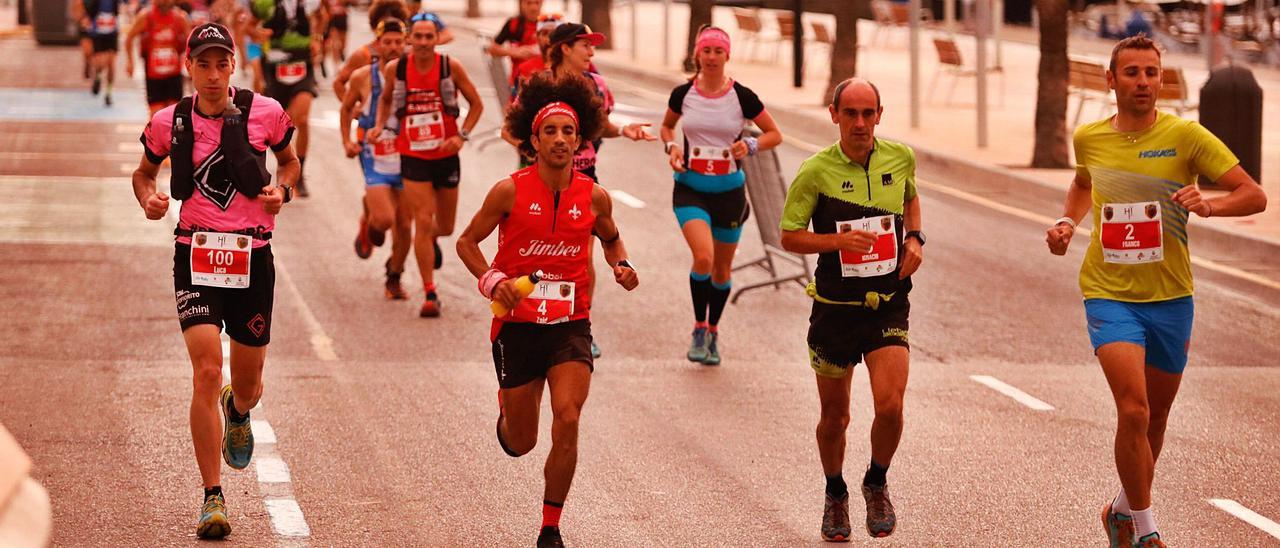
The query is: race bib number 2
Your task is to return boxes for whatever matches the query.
[1100,201,1163,264]
[838,215,898,278]
[190,232,252,289]
[513,280,575,324]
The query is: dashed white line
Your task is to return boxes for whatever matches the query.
[264,499,312,538]
[251,419,277,444]
[1209,499,1280,539]
[610,189,647,209]
[970,375,1055,411]
[255,456,293,484]
[273,260,338,361]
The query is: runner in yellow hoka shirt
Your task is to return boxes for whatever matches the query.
[1046,35,1267,548]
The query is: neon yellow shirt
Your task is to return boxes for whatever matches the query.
[1075,111,1238,302]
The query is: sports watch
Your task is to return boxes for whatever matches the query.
[905,230,925,246]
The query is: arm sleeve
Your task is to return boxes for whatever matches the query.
[1187,122,1240,182]
[779,162,818,231]
[667,82,692,115]
[733,82,765,119]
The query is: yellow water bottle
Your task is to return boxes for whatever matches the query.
[491,271,542,317]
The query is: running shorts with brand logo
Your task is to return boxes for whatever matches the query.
[402,155,460,189]
[492,319,594,389]
[1084,296,1193,374]
[173,242,276,346]
[808,297,910,378]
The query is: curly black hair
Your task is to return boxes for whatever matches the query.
[369,0,410,31]
[504,72,605,158]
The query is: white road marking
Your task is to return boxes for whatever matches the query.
[314,110,340,130]
[610,189,647,209]
[273,260,339,361]
[255,456,292,483]
[920,181,1280,293]
[252,420,277,444]
[265,498,312,538]
[970,375,1055,411]
[116,142,136,153]
[1209,499,1280,539]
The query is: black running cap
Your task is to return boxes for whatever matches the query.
[187,23,236,59]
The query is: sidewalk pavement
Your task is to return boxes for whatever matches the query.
[434,0,1280,257]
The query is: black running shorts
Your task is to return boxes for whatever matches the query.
[146,76,183,106]
[173,243,276,347]
[807,297,910,377]
[263,59,319,109]
[492,319,594,389]
[91,33,118,53]
[402,155,461,189]
[672,182,750,230]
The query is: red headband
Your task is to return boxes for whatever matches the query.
[532,102,579,131]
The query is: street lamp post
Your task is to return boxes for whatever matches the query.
[793,0,804,88]
[975,0,989,148]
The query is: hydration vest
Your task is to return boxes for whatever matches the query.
[169,89,271,201]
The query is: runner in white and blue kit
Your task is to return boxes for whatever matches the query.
[660,25,782,366]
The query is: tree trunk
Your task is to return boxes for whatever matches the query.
[466,0,481,18]
[581,0,615,50]
[683,0,715,72]
[825,0,862,105]
[1031,0,1071,168]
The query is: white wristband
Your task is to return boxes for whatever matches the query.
[1054,217,1077,230]
[478,269,508,299]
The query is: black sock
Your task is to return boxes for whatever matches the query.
[708,280,731,326]
[689,273,711,323]
[204,486,222,499]
[226,393,250,423]
[863,459,889,487]
[825,473,847,498]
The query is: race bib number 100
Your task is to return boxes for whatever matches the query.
[190,232,252,289]
[1100,201,1163,264]
[838,215,898,278]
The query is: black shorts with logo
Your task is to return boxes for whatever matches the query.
[492,319,594,389]
[402,155,461,189]
[807,296,910,377]
[263,58,319,108]
[145,76,183,105]
[173,243,276,347]
[91,33,118,53]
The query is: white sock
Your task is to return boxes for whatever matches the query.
[1132,506,1158,538]
[1113,488,1132,515]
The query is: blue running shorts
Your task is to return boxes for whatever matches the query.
[1084,296,1194,374]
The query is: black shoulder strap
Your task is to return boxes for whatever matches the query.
[169,96,195,200]
[396,55,407,81]
[439,54,451,79]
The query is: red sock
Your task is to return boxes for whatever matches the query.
[424,283,437,296]
[542,500,563,528]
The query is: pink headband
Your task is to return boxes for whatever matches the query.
[533,102,578,131]
[695,28,731,56]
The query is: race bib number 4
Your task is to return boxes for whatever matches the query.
[274,61,307,85]
[838,215,898,278]
[190,232,252,289]
[406,112,446,151]
[1100,201,1163,264]
[688,146,735,176]
[513,280,575,324]
[149,47,180,77]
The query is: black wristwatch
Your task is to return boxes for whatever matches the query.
[282,185,294,204]
[616,259,636,271]
[905,230,926,246]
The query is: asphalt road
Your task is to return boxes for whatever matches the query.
[1,16,1278,548]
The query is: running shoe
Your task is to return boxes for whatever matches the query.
[1101,501,1135,548]
[702,331,721,366]
[296,175,309,198]
[368,226,386,247]
[104,93,112,107]
[196,492,231,539]
[419,292,441,318]
[686,326,708,362]
[496,389,521,457]
[821,492,852,542]
[536,526,565,548]
[91,76,101,95]
[1136,532,1166,547]
[861,483,896,538]
[433,239,443,269]
[354,218,373,259]
[384,261,408,300]
[590,341,601,359]
[219,385,254,470]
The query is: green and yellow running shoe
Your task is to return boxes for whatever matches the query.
[220,385,254,470]
[196,492,231,539]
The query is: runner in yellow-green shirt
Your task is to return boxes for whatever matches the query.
[1045,35,1267,548]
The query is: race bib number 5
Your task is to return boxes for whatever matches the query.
[688,146,735,176]
[838,215,898,278]
[406,113,446,151]
[190,232,252,289]
[1100,201,1163,264]
[513,280,575,324]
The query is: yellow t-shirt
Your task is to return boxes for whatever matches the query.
[1074,111,1239,302]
